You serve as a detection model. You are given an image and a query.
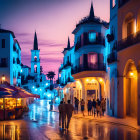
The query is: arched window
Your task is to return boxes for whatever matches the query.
[122,13,135,39]
[34,56,37,61]
[34,65,37,73]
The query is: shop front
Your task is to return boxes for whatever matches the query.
[0,84,40,120]
[75,77,106,110]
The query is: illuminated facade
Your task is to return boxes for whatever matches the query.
[58,1,140,125]
[0,29,21,86]
[58,3,110,107]
[107,0,140,125]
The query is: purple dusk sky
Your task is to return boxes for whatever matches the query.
[0,0,110,79]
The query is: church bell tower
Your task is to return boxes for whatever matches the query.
[31,31,40,75]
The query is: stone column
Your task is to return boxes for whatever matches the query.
[117,76,124,118]
[137,66,140,125]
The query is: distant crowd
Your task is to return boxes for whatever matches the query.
[58,97,106,129]
[74,97,106,117]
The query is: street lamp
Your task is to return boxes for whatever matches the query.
[2,75,5,83]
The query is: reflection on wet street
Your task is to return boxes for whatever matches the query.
[0,99,140,140]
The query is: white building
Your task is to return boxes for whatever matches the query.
[0,29,21,86]
[58,3,109,107]
[21,32,49,98]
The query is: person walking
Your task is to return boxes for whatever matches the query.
[80,99,85,116]
[88,99,92,116]
[58,101,66,129]
[96,98,101,117]
[58,101,63,127]
[74,97,79,114]
[101,98,106,116]
[92,99,96,117]
[65,100,74,129]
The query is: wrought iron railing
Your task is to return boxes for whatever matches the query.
[118,0,130,8]
[118,31,140,51]
[71,63,106,75]
[75,36,105,51]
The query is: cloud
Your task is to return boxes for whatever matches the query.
[15,32,32,37]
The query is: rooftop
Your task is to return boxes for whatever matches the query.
[0,29,15,38]
[73,3,109,34]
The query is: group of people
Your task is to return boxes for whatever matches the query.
[58,100,74,129]
[58,97,106,129]
[74,97,106,117]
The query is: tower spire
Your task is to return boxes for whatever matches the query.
[89,2,94,18]
[67,37,70,49]
[33,31,38,50]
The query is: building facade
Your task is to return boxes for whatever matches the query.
[58,4,110,108]
[0,29,21,86]
[58,1,140,125]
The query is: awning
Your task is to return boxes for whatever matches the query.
[0,83,40,98]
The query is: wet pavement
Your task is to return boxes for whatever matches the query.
[0,99,140,140]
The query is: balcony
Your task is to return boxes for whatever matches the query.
[107,52,117,64]
[71,63,106,75]
[75,35,105,51]
[118,31,140,51]
[118,0,130,8]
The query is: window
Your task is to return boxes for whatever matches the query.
[1,58,7,67]
[127,21,134,37]
[2,39,5,48]
[88,53,98,69]
[34,56,37,61]
[112,0,116,8]
[89,32,96,43]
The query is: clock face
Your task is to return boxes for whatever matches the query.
[89,32,96,43]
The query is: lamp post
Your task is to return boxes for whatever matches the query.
[2,75,5,84]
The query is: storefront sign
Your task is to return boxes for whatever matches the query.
[87,82,97,86]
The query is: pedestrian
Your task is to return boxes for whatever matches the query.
[96,98,101,117]
[101,98,106,116]
[58,101,63,127]
[80,99,85,116]
[74,97,79,114]
[58,101,66,129]
[88,99,92,116]
[50,100,53,111]
[65,100,74,129]
[92,99,96,117]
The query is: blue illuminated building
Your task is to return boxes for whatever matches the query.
[57,0,140,126]
[57,3,110,108]
[0,29,21,86]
